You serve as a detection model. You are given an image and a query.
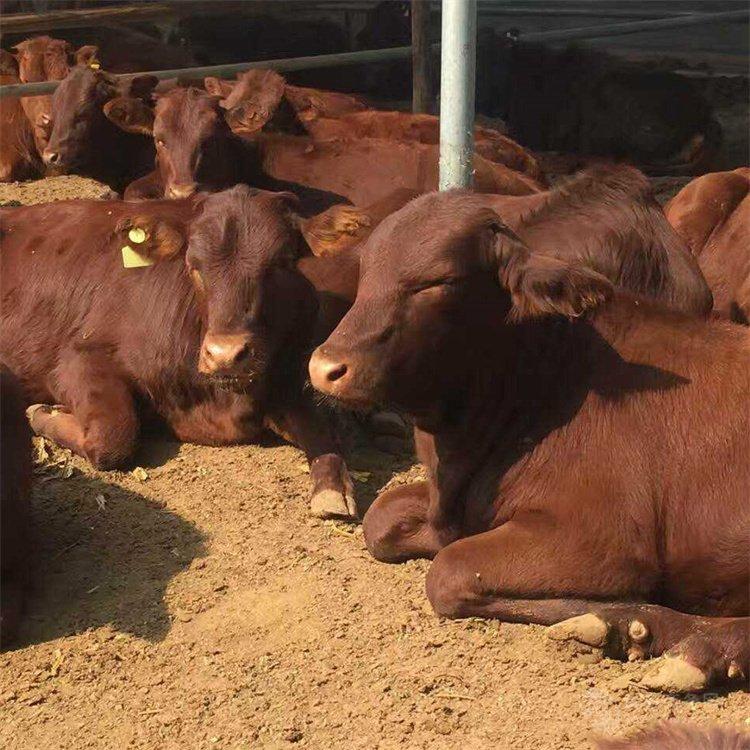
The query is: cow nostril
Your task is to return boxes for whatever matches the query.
[326,363,347,383]
[44,151,59,165]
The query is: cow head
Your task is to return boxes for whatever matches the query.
[43,66,156,171]
[13,37,100,155]
[118,186,318,388]
[105,86,238,198]
[309,191,611,422]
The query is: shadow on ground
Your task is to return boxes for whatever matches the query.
[15,466,206,648]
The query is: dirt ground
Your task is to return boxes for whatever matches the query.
[2,171,748,750]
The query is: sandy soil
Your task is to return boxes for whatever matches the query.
[1,176,748,750]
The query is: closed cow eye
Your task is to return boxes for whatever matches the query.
[412,279,459,294]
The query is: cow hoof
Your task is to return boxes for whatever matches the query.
[640,655,707,694]
[26,403,66,432]
[310,489,355,520]
[547,613,609,648]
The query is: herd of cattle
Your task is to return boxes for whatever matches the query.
[0,34,748,716]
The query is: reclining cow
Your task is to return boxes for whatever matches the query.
[103,85,542,203]
[308,190,749,693]
[0,186,360,520]
[40,65,158,192]
[665,168,750,324]
[206,69,543,182]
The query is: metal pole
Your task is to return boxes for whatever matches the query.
[439,0,477,190]
[412,0,432,113]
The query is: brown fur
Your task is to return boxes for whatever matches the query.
[596,723,750,750]
[0,366,32,648]
[1,187,359,517]
[309,190,749,691]
[257,133,541,206]
[12,36,95,159]
[665,168,750,324]
[478,166,712,315]
[42,65,157,191]
[0,63,40,182]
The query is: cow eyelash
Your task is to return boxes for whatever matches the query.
[411,278,460,293]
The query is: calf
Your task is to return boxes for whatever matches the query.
[0,366,32,647]
[0,50,39,182]
[665,168,750,324]
[12,36,98,159]
[111,86,541,205]
[1,187,359,519]
[42,65,157,192]
[210,69,542,181]
[308,191,749,693]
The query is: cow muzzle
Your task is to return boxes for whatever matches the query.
[167,182,198,200]
[199,333,258,379]
[309,346,370,406]
[42,149,64,168]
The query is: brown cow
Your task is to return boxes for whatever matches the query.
[110,85,542,204]
[1,186,360,519]
[257,134,542,205]
[665,168,750,324]
[12,36,99,158]
[210,69,543,181]
[0,50,39,182]
[42,65,157,191]
[204,69,367,134]
[596,723,749,750]
[308,191,749,693]
[0,365,32,647]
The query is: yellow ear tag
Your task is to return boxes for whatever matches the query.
[128,227,147,244]
[121,245,154,268]
[89,61,101,70]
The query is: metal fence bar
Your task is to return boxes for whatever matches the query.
[1,7,746,99]
[521,8,748,43]
[439,0,477,190]
[308,2,699,19]
[0,45,417,98]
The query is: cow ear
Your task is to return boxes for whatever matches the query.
[103,96,154,136]
[115,215,186,262]
[204,76,234,103]
[124,74,159,101]
[76,45,100,69]
[493,222,612,319]
[298,204,372,257]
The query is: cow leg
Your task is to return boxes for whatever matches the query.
[265,396,355,520]
[424,521,747,693]
[28,354,138,469]
[362,481,460,562]
[549,604,749,693]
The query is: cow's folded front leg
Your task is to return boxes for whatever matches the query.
[363,481,458,562]
[265,396,355,520]
[549,604,749,693]
[29,353,138,469]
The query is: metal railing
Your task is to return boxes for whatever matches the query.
[0,6,746,99]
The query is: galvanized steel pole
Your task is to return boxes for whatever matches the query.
[438,0,477,190]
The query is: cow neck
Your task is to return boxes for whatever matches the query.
[417,313,598,534]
